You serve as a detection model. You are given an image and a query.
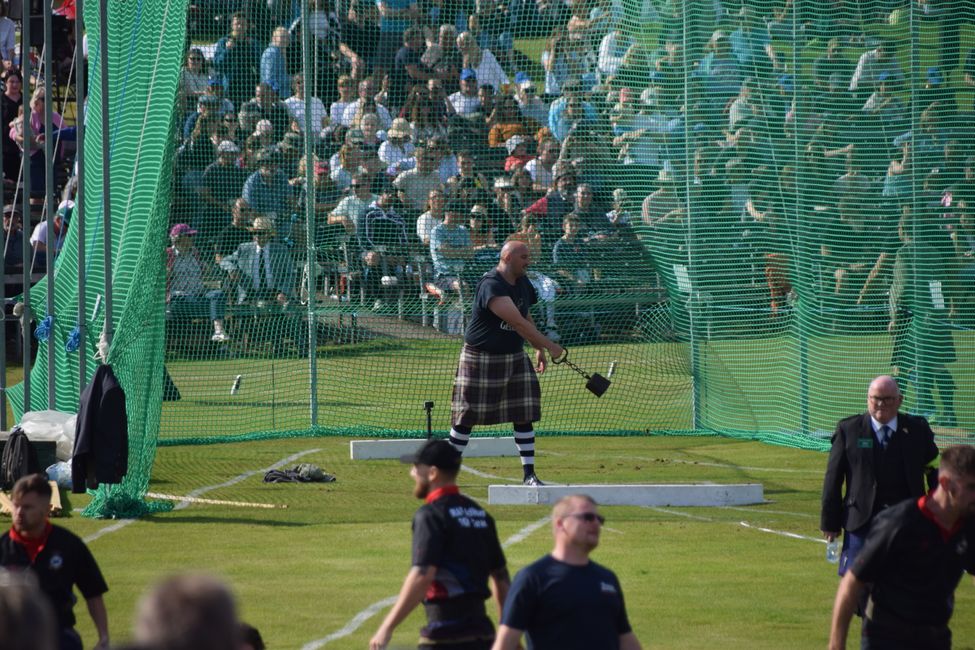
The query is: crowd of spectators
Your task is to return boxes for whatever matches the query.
[163,0,975,342]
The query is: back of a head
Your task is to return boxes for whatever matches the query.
[134,574,240,650]
[0,569,57,650]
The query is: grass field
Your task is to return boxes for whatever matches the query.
[52,434,975,649]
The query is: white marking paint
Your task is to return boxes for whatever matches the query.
[83,449,321,543]
[646,506,824,543]
[302,515,551,648]
[460,465,519,482]
[721,505,816,519]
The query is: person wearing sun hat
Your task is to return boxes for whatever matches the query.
[166,223,230,342]
[218,216,296,307]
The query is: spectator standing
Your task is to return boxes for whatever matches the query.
[821,375,939,575]
[1,474,110,650]
[491,495,643,650]
[369,439,510,650]
[213,13,263,109]
[390,26,441,112]
[260,26,292,99]
[374,0,418,75]
[828,445,975,650]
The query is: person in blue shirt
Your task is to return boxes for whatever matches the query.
[260,26,291,99]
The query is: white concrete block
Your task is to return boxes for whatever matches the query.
[488,483,764,507]
[350,437,518,460]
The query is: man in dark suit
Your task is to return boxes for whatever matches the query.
[821,375,939,574]
[219,216,296,305]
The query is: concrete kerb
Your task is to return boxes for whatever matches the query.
[488,483,765,507]
[350,437,518,459]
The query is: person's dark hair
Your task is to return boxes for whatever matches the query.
[940,445,975,479]
[11,474,52,503]
[239,622,265,650]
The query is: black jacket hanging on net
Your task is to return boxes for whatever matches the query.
[72,364,128,493]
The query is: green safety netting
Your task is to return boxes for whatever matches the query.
[12,0,975,517]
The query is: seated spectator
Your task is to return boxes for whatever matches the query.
[330,75,357,125]
[430,200,473,291]
[240,83,291,141]
[359,113,385,157]
[284,74,328,135]
[260,26,291,99]
[456,31,509,91]
[813,38,852,89]
[524,138,558,193]
[446,150,490,201]
[213,12,262,109]
[359,182,411,308]
[491,175,523,238]
[374,0,418,77]
[641,168,680,226]
[379,118,416,175]
[570,182,608,236]
[219,217,296,306]
[541,27,571,95]
[504,135,533,171]
[605,187,636,232]
[405,85,449,142]
[200,140,249,235]
[242,148,294,220]
[14,88,65,199]
[849,39,902,96]
[468,202,500,273]
[525,164,578,250]
[428,135,459,184]
[416,187,446,247]
[421,24,462,81]
[330,143,367,193]
[470,0,514,70]
[331,173,378,241]
[598,26,634,82]
[547,85,598,142]
[1,68,22,184]
[30,201,71,272]
[342,78,394,129]
[178,48,210,115]
[552,213,594,291]
[393,146,443,216]
[449,68,482,116]
[202,77,235,117]
[694,30,743,112]
[488,95,540,149]
[166,224,229,343]
[729,6,778,73]
[214,198,256,262]
[514,74,549,126]
[132,574,240,650]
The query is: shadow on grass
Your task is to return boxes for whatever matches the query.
[143,514,308,527]
[180,400,361,408]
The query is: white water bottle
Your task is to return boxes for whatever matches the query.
[825,539,840,564]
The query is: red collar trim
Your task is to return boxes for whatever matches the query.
[918,493,963,542]
[425,485,460,504]
[9,521,52,563]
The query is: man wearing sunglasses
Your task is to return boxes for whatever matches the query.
[492,495,643,650]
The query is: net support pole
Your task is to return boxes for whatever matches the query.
[0,44,6,431]
[75,0,88,392]
[793,2,809,435]
[301,0,318,427]
[97,0,114,350]
[681,0,700,430]
[20,0,32,409]
[42,0,55,408]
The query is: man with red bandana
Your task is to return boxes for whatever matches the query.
[1,474,109,650]
[370,439,510,650]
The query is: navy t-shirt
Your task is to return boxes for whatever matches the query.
[502,555,632,650]
[464,269,537,354]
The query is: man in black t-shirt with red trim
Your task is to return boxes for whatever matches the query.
[370,439,511,650]
[1,474,110,650]
[448,240,564,486]
[829,445,975,650]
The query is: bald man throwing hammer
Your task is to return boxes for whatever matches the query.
[449,240,564,485]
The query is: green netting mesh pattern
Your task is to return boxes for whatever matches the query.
[10,0,975,517]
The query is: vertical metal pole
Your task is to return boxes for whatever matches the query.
[680,0,699,429]
[301,0,318,427]
[42,0,54,407]
[98,0,113,349]
[75,0,88,393]
[20,0,32,409]
[0,59,6,431]
[794,0,809,435]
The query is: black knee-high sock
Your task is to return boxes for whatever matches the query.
[449,425,472,453]
[514,423,535,478]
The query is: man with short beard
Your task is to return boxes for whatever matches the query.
[369,440,510,650]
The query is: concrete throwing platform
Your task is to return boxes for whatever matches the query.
[350,437,517,460]
[488,483,764,507]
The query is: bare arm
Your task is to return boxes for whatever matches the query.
[857,251,888,305]
[489,566,511,620]
[829,571,864,650]
[370,565,436,650]
[620,631,643,650]
[491,624,524,650]
[86,595,110,649]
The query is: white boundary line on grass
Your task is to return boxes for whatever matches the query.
[83,449,321,544]
[301,515,552,649]
[646,506,824,543]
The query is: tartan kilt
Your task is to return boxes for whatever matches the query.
[452,344,541,427]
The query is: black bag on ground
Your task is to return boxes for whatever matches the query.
[1,426,41,489]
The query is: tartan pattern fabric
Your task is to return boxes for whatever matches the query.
[452,344,541,427]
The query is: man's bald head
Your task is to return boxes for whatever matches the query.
[500,240,527,262]
[867,375,902,424]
